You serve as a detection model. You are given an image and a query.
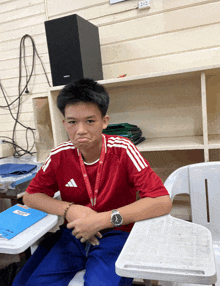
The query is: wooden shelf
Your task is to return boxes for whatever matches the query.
[47,65,220,91]
[101,65,220,88]
[33,65,220,175]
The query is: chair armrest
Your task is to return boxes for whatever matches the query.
[0,214,58,254]
[116,214,217,284]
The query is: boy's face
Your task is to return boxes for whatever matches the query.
[63,102,109,151]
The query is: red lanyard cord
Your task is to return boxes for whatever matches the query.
[78,135,106,210]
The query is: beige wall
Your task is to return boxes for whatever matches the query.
[1,0,220,152]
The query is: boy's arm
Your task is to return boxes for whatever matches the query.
[23,192,103,245]
[23,192,99,220]
[67,195,172,242]
[118,194,172,225]
[23,192,71,217]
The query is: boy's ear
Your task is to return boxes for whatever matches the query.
[63,119,68,131]
[102,115,110,130]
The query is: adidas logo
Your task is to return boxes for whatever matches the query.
[65,179,77,187]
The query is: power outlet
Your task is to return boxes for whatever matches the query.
[138,0,150,9]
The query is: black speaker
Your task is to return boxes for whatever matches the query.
[45,14,103,86]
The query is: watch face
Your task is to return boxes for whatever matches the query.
[112,213,123,226]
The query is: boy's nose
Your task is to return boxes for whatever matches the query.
[77,123,87,134]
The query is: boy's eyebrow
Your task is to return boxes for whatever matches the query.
[65,115,96,120]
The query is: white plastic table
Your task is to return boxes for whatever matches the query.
[116,215,217,285]
[0,214,58,254]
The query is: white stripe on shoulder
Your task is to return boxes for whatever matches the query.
[42,141,75,172]
[42,158,51,172]
[51,141,74,152]
[107,136,148,172]
[51,145,75,156]
[102,134,107,153]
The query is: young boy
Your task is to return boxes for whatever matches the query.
[13,78,172,286]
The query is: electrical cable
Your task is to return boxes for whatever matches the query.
[0,34,51,108]
[0,34,51,158]
[0,136,36,157]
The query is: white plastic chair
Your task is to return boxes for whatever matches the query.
[163,161,220,286]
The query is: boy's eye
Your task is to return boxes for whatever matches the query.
[87,120,95,123]
[68,121,76,124]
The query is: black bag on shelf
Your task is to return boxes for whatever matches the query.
[103,123,146,145]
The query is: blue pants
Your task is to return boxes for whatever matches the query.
[12,227,133,286]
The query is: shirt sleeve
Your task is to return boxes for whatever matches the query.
[26,154,59,197]
[124,140,169,198]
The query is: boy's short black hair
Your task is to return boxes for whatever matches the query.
[57,78,109,117]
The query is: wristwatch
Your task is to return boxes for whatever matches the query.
[110,209,123,227]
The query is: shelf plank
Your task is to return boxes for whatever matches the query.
[101,67,219,89]
[136,136,204,152]
[48,65,220,92]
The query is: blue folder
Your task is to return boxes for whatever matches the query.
[0,163,37,177]
[0,204,47,240]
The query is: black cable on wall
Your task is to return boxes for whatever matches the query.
[0,34,51,158]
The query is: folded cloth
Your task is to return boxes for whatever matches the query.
[0,164,37,177]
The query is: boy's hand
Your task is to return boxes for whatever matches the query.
[66,205,103,245]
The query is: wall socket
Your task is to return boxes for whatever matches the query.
[138,0,150,9]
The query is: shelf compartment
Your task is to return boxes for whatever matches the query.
[208,134,220,149]
[206,72,220,151]
[107,77,203,144]
[137,136,204,152]
[209,148,220,161]
[141,149,205,182]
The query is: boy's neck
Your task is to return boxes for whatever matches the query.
[80,138,103,164]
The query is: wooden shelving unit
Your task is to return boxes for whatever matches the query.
[33,65,220,183]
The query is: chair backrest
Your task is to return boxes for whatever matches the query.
[189,162,220,240]
[164,162,220,241]
[164,165,190,199]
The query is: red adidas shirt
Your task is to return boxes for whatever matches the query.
[27,135,169,232]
